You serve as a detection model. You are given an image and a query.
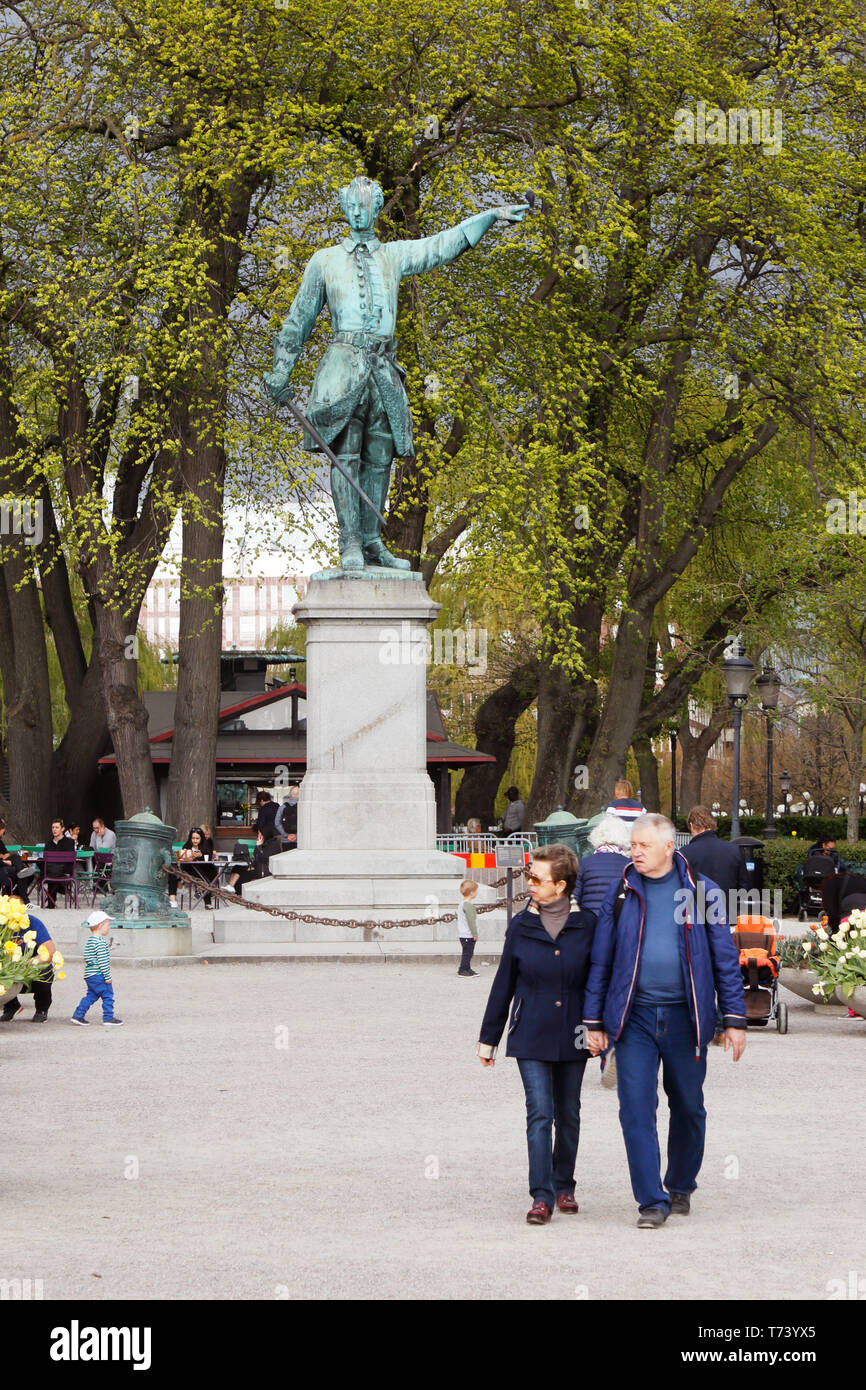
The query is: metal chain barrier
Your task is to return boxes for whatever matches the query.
[163,864,529,930]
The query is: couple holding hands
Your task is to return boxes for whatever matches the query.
[476,814,747,1227]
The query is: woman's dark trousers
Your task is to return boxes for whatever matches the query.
[516,1058,588,1209]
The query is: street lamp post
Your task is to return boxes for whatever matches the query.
[756,667,782,840]
[723,642,755,840]
[670,726,678,823]
[780,769,791,823]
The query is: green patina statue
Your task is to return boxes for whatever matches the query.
[264,177,528,572]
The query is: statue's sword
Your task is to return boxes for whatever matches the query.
[279,394,386,527]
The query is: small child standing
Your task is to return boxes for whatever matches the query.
[70,910,123,1027]
[457,878,479,977]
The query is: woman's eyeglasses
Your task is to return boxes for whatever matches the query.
[528,872,552,887]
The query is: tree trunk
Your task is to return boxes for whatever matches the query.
[0,565,54,838]
[0,317,54,838]
[164,440,225,835]
[52,656,113,828]
[164,174,254,835]
[454,659,538,827]
[528,662,594,823]
[94,602,158,816]
[678,705,728,812]
[845,695,865,843]
[634,736,660,812]
[575,606,653,816]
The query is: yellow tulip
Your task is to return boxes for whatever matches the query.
[54,952,64,968]
[3,940,15,955]
[23,930,35,943]
[11,947,21,961]
[57,971,66,980]
[36,945,49,960]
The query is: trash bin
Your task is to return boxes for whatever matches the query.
[730,835,764,893]
[534,808,593,860]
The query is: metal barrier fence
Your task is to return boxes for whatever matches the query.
[435,829,690,886]
[435,832,538,887]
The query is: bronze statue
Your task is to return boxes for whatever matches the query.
[264,177,528,571]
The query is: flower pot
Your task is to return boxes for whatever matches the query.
[0,981,23,1013]
[779,967,821,1002]
[835,986,866,1017]
[779,967,848,1013]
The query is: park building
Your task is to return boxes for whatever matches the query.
[95,650,493,843]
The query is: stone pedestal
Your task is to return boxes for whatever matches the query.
[88,925,193,958]
[241,572,477,929]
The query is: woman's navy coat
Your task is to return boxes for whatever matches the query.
[479,897,598,1061]
[575,849,630,917]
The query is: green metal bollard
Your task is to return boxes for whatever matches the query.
[96,809,189,929]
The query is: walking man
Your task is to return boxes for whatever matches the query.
[583,814,747,1228]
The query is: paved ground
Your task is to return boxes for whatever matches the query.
[2,959,863,1301]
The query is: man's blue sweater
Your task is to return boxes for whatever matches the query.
[634,866,686,1004]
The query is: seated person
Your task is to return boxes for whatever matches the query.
[167,827,219,908]
[227,830,282,894]
[0,819,38,898]
[41,819,76,908]
[90,818,117,852]
[806,836,847,871]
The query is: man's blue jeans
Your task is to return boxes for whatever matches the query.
[516,1058,588,1209]
[73,973,116,1022]
[614,1002,707,1212]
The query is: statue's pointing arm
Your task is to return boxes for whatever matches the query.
[263,254,326,404]
[393,205,529,278]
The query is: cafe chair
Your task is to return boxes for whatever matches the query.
[39,851,79,909]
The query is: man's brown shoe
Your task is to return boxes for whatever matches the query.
[526,1201,552,1225]
[556,1194,579,1214]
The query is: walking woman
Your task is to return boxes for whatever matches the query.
[477,843,598,1224]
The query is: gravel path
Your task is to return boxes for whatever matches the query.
[4,960,862,1301]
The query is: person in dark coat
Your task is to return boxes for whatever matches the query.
[477,843,598,1225]
[40,819,77,908]
[254,791,280,841]
[575,813,632,917]
[584,814,747,1228]
[276,786,300,849]
[0,818,38,900]
[679,805,749,911]
[806,836,847,871]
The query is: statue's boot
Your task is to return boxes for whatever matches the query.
[360,457,411,570]
[331,458,364,571]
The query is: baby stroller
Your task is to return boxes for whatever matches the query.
[821,870,866,933]
[797,853,837,922]
[734,915,787,1033]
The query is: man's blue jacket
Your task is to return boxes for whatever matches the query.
[582,852,747,1052]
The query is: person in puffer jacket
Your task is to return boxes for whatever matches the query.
[583,814,747,1230]
[575,813,632,917]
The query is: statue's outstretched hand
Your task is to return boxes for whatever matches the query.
[495,203,531,223]
[262,370,294,404]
